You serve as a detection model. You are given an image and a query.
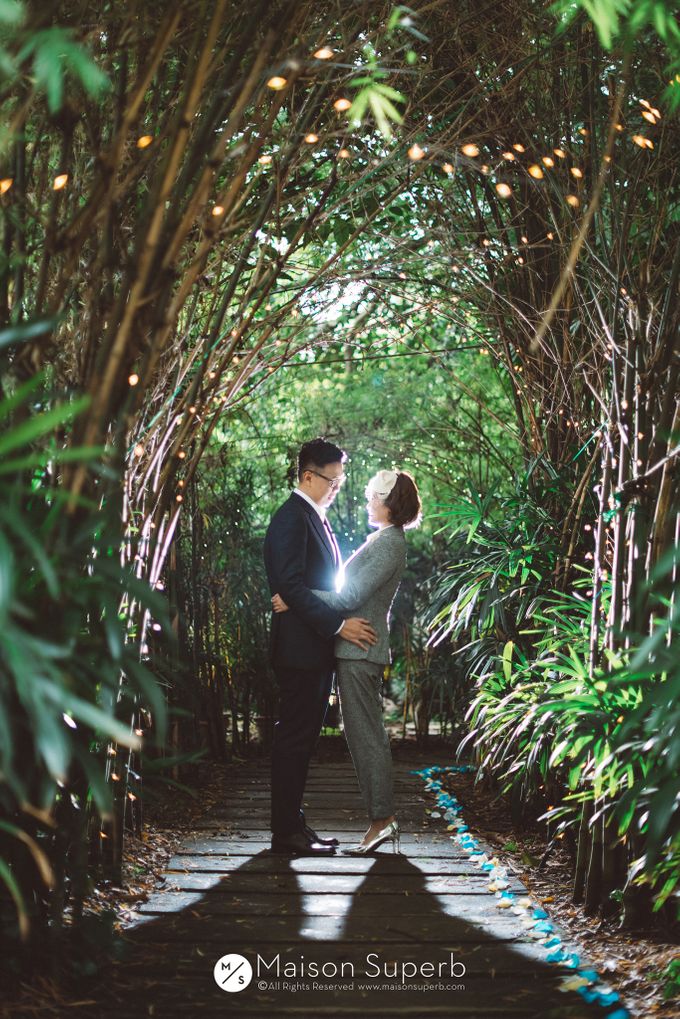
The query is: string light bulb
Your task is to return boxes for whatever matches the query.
[53,174,69,190]
[495,182,512,198]
[528,164,543,179]
[313,47,334,59]
[461,143,479,157]
[136,135,153,148]
[338,148,350,158]
[128,373,139,386]
[408,144,425,160]
[304,132,318,143]
[133,444,144,458]
[0,178,13,194]
[333,98,351,111]
[267,76,287,90]
[212,204,224,216]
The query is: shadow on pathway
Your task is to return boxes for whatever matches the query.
[73,756,614,1019]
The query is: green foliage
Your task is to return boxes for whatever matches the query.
[176,461,275,747]
[655,957,680,1001]
[345,4,429,138]
[551,0,680,107]
[428,471,564,658]
[349,78,405,139]
[17,26,110,112]
[606,550,680,904]
[0,364,171,939]
[429,472,680,908]
[1,12,109,115]
[0,0,676,960]
[0,0,23,27]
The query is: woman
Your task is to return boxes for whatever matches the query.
[272,469,422,855]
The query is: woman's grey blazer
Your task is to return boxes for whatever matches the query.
[313,525,407,664]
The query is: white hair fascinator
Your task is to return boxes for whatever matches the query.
[365,469,400,502]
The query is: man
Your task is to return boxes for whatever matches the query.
[264,437,377,856]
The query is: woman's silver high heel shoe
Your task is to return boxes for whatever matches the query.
[342,820,401,855]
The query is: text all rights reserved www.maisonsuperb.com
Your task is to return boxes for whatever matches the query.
[256,980,466,993]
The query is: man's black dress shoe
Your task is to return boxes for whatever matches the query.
[303,823,339,847]
[271,832,336,856]
[299,811,339,847]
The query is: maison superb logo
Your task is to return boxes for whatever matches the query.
[213,954,253,992]
[213,951,467,992]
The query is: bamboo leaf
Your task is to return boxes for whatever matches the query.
[0,396,91,459]
[0,0,24,26]
[0,858,29,941]
[40,682,142,750]
[0,317,56,350]
[0,821,54,887]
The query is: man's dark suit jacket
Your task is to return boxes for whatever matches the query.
[264,493,344,670]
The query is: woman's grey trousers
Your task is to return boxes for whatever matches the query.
[337,658,395,820]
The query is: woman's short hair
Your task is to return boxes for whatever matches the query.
[384,471,422,529]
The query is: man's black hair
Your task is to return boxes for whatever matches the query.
[297,437,347,480]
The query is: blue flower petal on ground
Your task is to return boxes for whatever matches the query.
[415,765,627,1015]
[547,949,568,963]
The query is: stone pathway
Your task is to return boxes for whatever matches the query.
[92,751,621,1017]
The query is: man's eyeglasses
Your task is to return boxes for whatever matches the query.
[308,469,347,490]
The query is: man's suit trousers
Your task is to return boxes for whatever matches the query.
[270,665,334,837]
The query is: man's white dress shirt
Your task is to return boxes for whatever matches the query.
[293,489,344,635]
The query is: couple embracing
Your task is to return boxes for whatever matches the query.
[263,438,422,857]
